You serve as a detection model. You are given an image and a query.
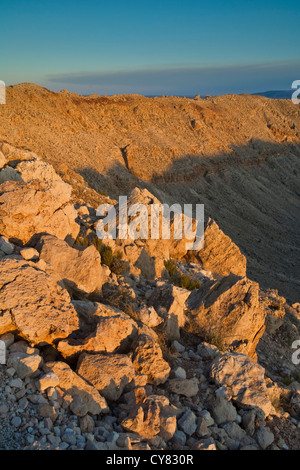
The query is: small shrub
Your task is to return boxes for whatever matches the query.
[75,236,89,247]
[110,258,128,275]
[92,237,102,253]
[180,274,201,291]
[164,259,177,277]
[101,245,113,266]
[283,375,293,386]
[115,250,123,260]
[204,331,226,352]
[105,286,139,321]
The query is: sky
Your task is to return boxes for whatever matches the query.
[1,0,299,96]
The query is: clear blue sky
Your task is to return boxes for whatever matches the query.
[1,0,299,95]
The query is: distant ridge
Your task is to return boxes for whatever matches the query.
[252,90,293,99]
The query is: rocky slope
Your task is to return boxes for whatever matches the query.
[0,84,299,302]
[0,143,300,451]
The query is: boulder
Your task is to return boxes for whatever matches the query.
[211,387,238,425]
[76,353,145,401]
[7,352,42,379]
[0,180,79,244]
[188,274,266,358]
[57,303,138,360]
[167,377,199,397]
[0,258,79,345]
[43,361,109,415]
[35,234,107,295]
[149,283,190,340]
[196,218,247,277]
[131,334,170,385]
[135,305,163,328]
[121,394,177,441]
[210,353,275,417]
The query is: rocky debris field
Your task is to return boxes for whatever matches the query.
[1,84,300,303]
[0,142,300,451]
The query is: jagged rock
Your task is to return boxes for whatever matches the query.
[0,258,79,345]
[173,367,186,379]
[0,180,79,244]
[135,305,163,328]
[199,410,215,427]
[0,332,14,348]
[210,353,275,417]
[178,410,197,436]
[196,218,247,277]
[167,377,199,397]
[121,394,177,441]
[35,235,107,295]
[36,372,60,391]
[69,396,88,417]
[192,437,217,450]
[43,361,109,415]
[57,303,138,359]
[20,247,39,261]
[255,425,275,450]
[149,283,190,340]
[7,353,42,379]
[211,387,238,425]
[197,342,221,361]
[76,353,145,401]
[0,236,14,255]
[131,334,170,385]
[188,274,266,358]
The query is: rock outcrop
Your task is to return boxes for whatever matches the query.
[35,234,107,296]
[76,353,146,401]
[57,303,138,360]
[188,274,266,358]
[0,258,79,345]
[0,180,79,244]
[210,353,275,418]
[195,218,247,277]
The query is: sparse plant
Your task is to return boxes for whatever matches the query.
[204,330,226,352]
[110,258,128,275]
[283,375,293,386]
[164,259,177,277]
[92,237,102,253]
[75,235,89,247]
[101,245,113,266]
[179,274,201,291]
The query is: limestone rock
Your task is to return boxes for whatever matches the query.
[178,410,197,436]
[167,377,199,397]
[196,218,247,277]
[44,361,109,415]
[36,372,60,391]
[255,425,275,450]
[211,387,238,425]
[76,353,144,401]
[210,353,275,417]
[149,283,190,340]
[7,353,42,379]
[0,180,79,244]
[131,334,170,385]
[35,234,107,295]
[20,248,39,261]
[188,274,266,358]
[0,258,79,345]
[121,394,177,441]
[57,303,138,360]
[135,305,163,328]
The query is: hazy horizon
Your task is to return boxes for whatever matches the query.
[1,0,299,96]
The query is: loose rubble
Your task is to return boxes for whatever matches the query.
[0,143,300,451]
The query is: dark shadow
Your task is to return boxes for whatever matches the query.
[75,139,300,303]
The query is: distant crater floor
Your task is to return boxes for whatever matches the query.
[0,84,299,301]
